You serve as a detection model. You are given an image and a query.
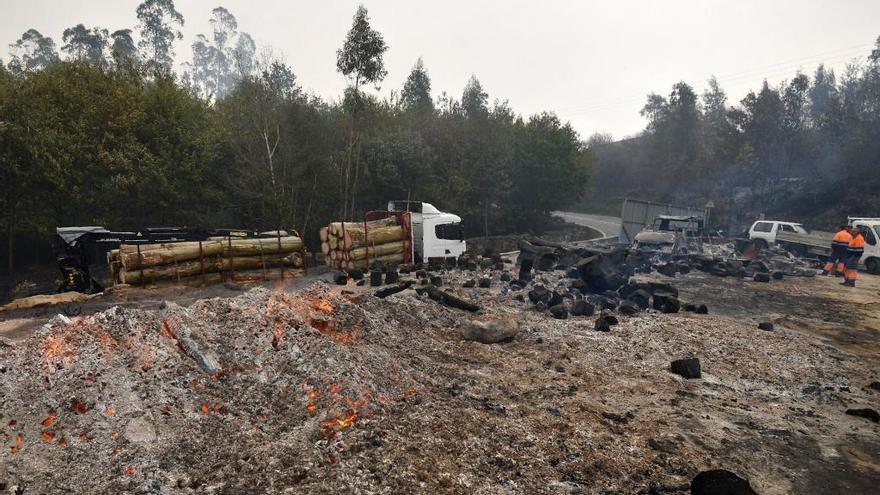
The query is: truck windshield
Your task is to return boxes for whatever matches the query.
[654,219,701,233]
[435,223,464,241]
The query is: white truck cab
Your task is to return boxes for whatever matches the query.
[848,218,880,273]
[387,201,466,262]
[748,220,807,246]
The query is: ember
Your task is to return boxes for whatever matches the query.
[41,410,57,427]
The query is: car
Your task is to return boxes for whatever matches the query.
[747,220,807,247]
[632,215,704,253]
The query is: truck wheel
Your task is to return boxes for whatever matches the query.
[866,258,880,275]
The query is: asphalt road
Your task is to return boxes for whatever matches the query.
[552,211,621,239]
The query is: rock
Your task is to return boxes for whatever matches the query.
[500,272,512,282]
[661,297,681,314]
[463,279,476,288]
[571,300,595,317]
[651,291,674,310]
[690,469,757,495]
[460,318,520,344]
[528,286,550,304]
[348,269,364,280]
[670,358,701,379]
[333,272,349,285]
[598,296,618,311]
[618,300,641,316]
[758,321,774,331]
[547,291,564,308]
[696,304,709,314]
[628,289,651,310]
[595,312,618,332]
[429,276,443,286]
[548,304,569,319]
[683,303,698,312]
[124,416,157,444]
[514,294,525,302]
[647,281,679,297]
[478,278,492,289]
[845,408,880,423]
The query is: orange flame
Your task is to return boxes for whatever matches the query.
[320,410,358,434]
[201,403,210,414]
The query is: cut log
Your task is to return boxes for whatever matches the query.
[119,237,303,270]
[329,236,339,250]
[344,253,404,270]
[120,253,303,285]
[329,217,396,237]
[348,240,406,261]
[414,284,481,312]
[319,227,328,242]
[321,242,330,255]
[339,225,405,249]
[148,268,304,288]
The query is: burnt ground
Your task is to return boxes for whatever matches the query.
[0,261,879,494]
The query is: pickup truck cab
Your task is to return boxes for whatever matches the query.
[747,220,807,246]
[632,215,704,254]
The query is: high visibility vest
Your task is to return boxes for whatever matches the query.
[848,233,866,257]
[832,230,853,248]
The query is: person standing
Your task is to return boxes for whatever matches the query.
[822,225,853,276]
[842,227,866,287]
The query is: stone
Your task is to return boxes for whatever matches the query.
[618,300,640,316]
[670,358,701,379]
[845,408,880,423]
[696,304,709,314]
[348,269,364,280]
[548,304,569,319]
[690,469,757,495]
[333,272,349,285]
[594,312,618,332]
[460,318,520,344]
[758,321,774,331]
[500,272,512,282]
[478,278,492,289]
[571,299,595,317]
[661,297,681,314]
[628,289,651,310]
[463,279,476,288]
[429,275,443,286]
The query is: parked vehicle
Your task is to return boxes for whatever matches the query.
[386,201,466,262]
[747,220,808,246]
[632,215,704,254]
[775,217,880,274]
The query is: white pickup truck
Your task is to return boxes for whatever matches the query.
[774,217,880,274]
[747,220,808,246]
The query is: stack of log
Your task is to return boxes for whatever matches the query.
[107,236,305,287]
[321,217,409,270]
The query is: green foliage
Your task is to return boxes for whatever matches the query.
[136,0,184,69]
[336,5,388,90]
[61,24,109,64]
[7,29,59,73]
[189,7,255,99]
[401,58,432,113]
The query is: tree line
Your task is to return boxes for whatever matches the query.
[586,38,880,231]
[0,1,592,274]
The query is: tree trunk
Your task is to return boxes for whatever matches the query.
[119,236,304,270]
[120,252,303,285]
[347,240,406,261]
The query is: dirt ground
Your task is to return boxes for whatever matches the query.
[0,261,878,494]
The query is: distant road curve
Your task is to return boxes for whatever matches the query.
[552,211,621,239]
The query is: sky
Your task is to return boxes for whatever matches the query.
[1,0,879,139]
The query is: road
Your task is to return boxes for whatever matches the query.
[552,211,621,239]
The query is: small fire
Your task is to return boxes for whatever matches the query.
[320,410,358,435]
[309,298,335,314]
[201,403,210,414]
[42,410,57,428]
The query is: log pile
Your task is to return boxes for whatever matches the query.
[107,236,305,286]
[321,218,409,270]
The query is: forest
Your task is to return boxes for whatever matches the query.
[0,1,592,273]
[585,39,880,232]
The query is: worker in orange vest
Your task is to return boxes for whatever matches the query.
[822,225,853,276]
[842,227,866,287]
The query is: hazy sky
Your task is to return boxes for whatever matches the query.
[2,0,879,139]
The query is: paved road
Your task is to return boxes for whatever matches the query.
[552,211,621,239]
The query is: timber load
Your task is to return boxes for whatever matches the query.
[321,217,409,270]
[107,235,306,286]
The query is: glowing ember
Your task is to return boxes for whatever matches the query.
[58,437,68,447]
[71,398,89,414]
[201,403,210,414]
[41,431,55,442]
[124,466,135,475]
[42,410,57,428]
[320,410,358,434]
[104,406,115,415]
[309,298,335,314]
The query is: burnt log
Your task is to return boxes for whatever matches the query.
[670,358,701,379]
[415,285,481,312]
[691,470,756,495]
[375,282,414,299]
[571,299,595,316]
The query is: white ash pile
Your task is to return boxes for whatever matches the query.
[0,283,420,494]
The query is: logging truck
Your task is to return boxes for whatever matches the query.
[386,200,466,262]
